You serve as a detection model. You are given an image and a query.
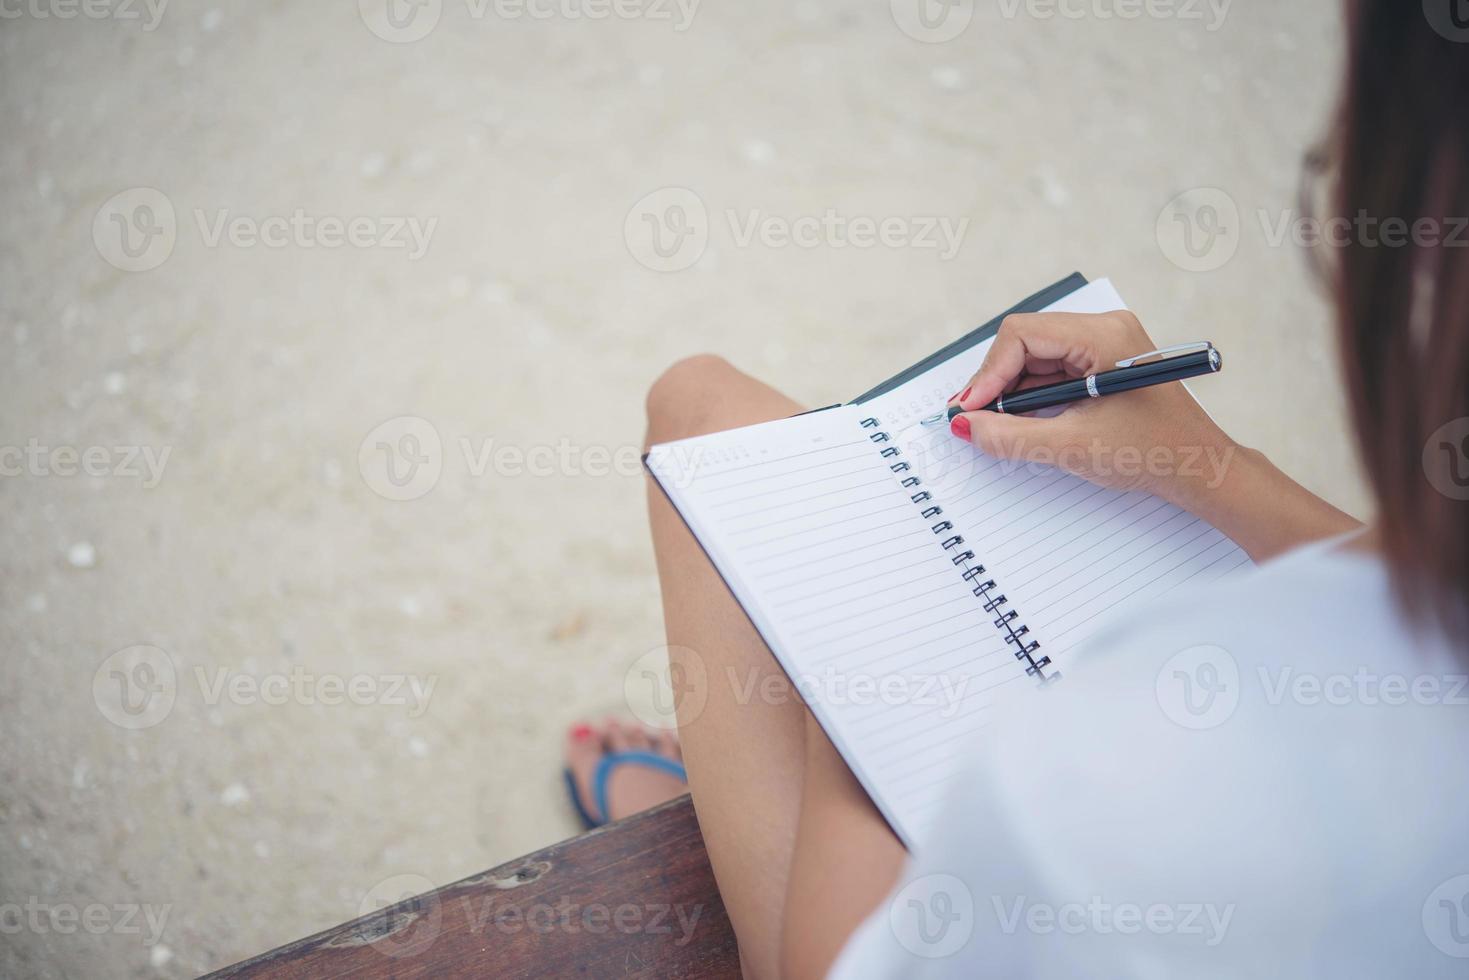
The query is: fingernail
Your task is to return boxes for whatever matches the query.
[959,386,972,405]
[950,414,971,440]
[571,724,593,741]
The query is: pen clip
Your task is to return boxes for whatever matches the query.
[1115,341,1215,368]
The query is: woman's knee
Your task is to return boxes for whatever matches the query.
[645,354,739,443]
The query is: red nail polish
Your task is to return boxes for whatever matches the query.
[959,386,972,404]
[951,414,971,440]
[571,724,593,741]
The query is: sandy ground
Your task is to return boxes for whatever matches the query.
[0,0,1365,976]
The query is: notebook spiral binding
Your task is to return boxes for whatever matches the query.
[860,417,1059,686]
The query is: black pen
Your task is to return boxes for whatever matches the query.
[922,342,1223,424]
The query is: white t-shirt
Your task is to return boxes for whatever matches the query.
[831,541,1469,979]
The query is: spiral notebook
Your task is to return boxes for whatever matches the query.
[644,275,1251,846]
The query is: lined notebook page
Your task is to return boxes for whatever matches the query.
[865,279,1251,667]
[647,279,1251,845]
[647,406,1041,845]
[894,426,1250,663]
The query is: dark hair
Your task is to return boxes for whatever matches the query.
[1319,2,1469,634]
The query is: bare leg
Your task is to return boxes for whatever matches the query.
[645,355,905,979]
[644,355,811,980]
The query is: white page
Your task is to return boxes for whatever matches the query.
[647,405,1040,845]
[647,279,1250,845]
[868,279,1251,670]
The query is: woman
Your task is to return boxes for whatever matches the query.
[567,2,1468,975]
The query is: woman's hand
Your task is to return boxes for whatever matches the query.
[948,310,1361,562]
[948,311,1238,507]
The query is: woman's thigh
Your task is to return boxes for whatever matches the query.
[643,354,810,980]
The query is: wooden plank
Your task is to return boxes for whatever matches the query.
[206,795,739,979]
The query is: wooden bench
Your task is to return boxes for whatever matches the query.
[205,795,739,978]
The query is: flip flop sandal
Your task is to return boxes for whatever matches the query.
[564,750,688,831]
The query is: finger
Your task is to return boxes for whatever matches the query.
[1010,371,1070,394]
[950,409,1073,464]
[962,370,1070,405]
[956,314,1110,411]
